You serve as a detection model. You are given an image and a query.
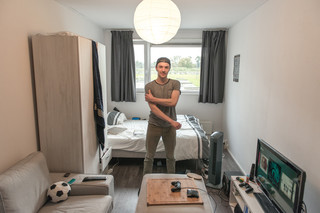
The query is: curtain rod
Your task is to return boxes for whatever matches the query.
[105,28,228,31]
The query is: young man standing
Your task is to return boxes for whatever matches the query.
[143,57,181,175]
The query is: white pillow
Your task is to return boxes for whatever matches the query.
[107,111,127,125]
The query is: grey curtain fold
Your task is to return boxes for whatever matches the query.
[198,31,226,103]
[111,31,136,102]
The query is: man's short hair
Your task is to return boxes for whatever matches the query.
[156,57,171,67]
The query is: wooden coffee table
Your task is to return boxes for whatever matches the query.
[135,174,213,213]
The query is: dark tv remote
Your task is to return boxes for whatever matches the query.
[82,176,106,182]
[246,187,254,193]
[63,173,70,177]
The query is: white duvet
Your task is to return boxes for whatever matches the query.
[107,115,206,161]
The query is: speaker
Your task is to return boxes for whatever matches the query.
[249,163,255,181]
[206,131,224,188]
[222,171,243,197]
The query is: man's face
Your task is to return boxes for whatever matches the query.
[156,62,170,79]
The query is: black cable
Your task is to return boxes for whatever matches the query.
[106,158,119,174]
[207,191,219,213]
[180,187,216,213]
[180,186,207,193]
[206,188,229,210]
[212,193,218,213]
[206,187,229,203]
[181,186,231,212]
[301,201,307,213]
[217,189,229,202]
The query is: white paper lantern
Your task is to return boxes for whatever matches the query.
[134,0,181,44]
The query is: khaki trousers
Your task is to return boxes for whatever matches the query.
[143,124,176,175]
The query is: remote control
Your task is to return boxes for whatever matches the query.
[239,182,246,187]
[245,187,253,193]
[82,176,106,182]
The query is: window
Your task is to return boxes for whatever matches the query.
[134,43,145,89]
[134,41,201,93]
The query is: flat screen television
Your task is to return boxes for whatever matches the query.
[255,139,306,213]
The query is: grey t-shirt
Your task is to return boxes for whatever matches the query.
[145,79,181,127]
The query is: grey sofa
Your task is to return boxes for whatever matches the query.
[0,152,113,213]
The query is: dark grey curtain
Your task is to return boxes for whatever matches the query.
[198,31,226,103]
[111,31,136,102]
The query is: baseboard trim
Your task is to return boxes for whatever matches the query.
[226,148,246,175]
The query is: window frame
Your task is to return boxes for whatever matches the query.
[134,39,202,94]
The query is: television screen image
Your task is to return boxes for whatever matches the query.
[255,139,306,213]
[280,172,296,201]
[267,160,281,189]
[260,154,268,174]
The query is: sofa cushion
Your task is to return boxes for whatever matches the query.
[49,173,114,197]
[0,152,51,213]
[38,195,113,213]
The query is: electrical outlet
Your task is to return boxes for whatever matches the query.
[223,139,229,149]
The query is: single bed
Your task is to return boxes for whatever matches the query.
[106,114,209,161]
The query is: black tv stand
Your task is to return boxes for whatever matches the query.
[229,176,274,213]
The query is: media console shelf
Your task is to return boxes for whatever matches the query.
[229,176,264,213]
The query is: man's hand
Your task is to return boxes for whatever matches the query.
[171,121,182,130]
[145,89,154,102]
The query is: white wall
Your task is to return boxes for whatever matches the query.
[105,29,224,132]
[0,0,104,173]
[223,0,320,211]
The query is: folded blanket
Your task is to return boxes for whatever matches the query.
[108,127,127,135]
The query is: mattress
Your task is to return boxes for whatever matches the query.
[107,115,209,161]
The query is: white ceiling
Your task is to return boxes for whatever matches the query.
[55,0,268,29]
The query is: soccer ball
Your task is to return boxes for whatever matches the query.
[47,181,71,203]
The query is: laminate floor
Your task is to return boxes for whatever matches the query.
[106,149,242,213]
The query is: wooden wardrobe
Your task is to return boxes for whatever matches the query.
[32,33,108,173]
